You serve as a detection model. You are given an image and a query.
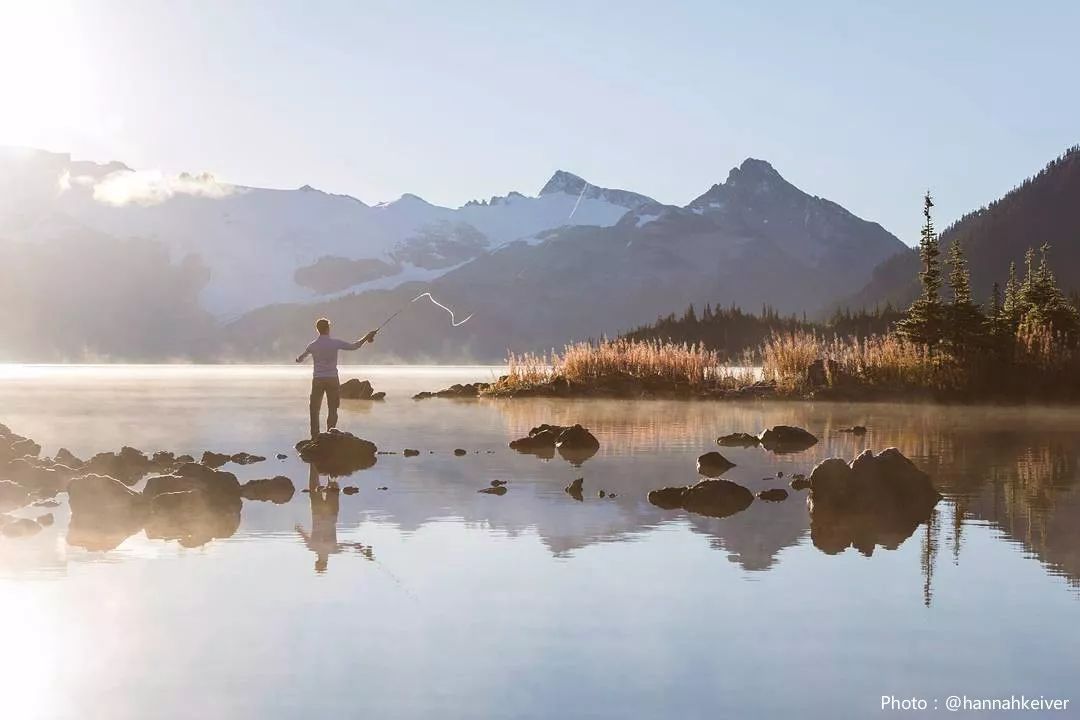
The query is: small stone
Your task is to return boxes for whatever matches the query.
[478,486,507,496]
[490,479,507,487]
[564,478,584,501]
[377,486,388,491]
[758,488,789,502]
[608,493,617,499]
[454,449,467,456]
[343,486,359,495]
[597,490,606,498]
[276,453,288,460]
[403,449,420,457]
[33,499,60,508]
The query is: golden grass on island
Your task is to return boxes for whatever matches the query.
[491,339,755,393]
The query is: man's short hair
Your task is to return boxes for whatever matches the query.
[315,318,330,334]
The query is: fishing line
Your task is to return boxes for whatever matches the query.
[377,292,473,332]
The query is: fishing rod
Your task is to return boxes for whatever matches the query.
[374,292,473,334]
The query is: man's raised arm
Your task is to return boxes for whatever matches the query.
[295,341,314,363]
[342,330,378,351]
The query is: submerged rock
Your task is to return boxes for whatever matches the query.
[717,432,760,448]
[478,486,507,496]
[839,425,868,435]
[230,452,266,466]
[758,488,789,502]
[240,476,296,503]
[696,451,736,477]
[295,429,377,477]
[807,448,941,556]
[564,478,584,502]
[758,426,818,454]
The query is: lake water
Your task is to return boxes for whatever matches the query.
[1,365,1078,719]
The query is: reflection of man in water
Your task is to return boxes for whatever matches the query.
[295,317,378,438]
[296,465,374,573]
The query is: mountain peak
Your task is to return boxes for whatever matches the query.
[539,170,589,197]
[726,158,784,186]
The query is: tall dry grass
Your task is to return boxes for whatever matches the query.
[494,339,756,393]
[493,329,1080,399]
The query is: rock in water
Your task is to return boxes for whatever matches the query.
[807,448,941,556]
[230,452,266,465]
[54,448,85,468]
[839,425,868,435]
[1,517,41,538]
[696,451,736,477]
[342,486,359,496]
[81,447,154,485]
[555,425,600,465]
[276,453,288,460]
[490,479,507,487]
[758,488,789,502]
[340,379,374,400]
[681,479,754,518]
[201,451,232,469]
[36,513,54,527]
[403,449,420,457]
[717,432,761,448]
[240,476,296,503]
[789,474,811,491]
[478,486,507,496]
[564,478,584,502]
[758,426,818,454]
[371,392,386,401]
[454,448,467,456]
[647,486,687,510]
[649,479,754,518]
[509,429,559,459]
[295,429,377,477]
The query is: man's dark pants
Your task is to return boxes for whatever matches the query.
[310,377,341,437]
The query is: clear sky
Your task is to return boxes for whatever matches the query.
[2,0,1077,244]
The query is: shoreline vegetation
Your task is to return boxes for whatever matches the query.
[475,193,1080,404]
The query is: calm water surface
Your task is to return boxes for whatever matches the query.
[1,365,1078,719]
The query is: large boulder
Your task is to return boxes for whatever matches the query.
[509,428,559,459]
[807,448,941,555]
[173,463,242,499]
[54,448,85,468]
[758,426,818,454]
[648,478,754,518]
[696,451,736,477]
[295,429,377,477]
[1,429,41,464]
[412,382,490,400]
[4,457,74,497]
[240,476,296,504]
[200,451,232,469]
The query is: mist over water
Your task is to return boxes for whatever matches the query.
[1,365,1079,719]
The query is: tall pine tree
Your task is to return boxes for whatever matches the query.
[944,238,984,351]
[898,192,945,348]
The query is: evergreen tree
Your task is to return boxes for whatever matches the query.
[1016,244,1080,339]
[898,192,945,348]
[944,238,984,351]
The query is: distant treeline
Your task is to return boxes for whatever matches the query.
[621,303,904,358]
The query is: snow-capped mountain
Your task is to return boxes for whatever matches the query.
[0,147,653,317]
[0,148,906,362]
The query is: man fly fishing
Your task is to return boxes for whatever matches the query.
[296,318,378,437]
